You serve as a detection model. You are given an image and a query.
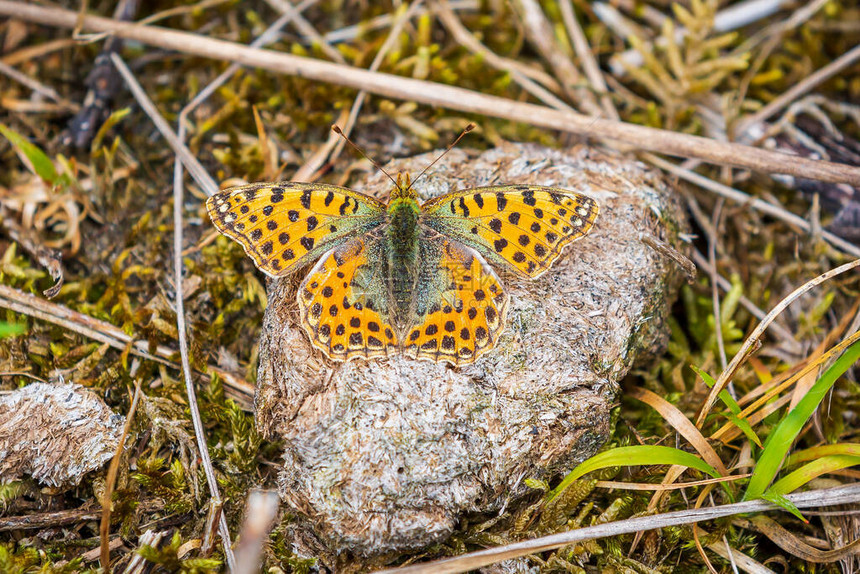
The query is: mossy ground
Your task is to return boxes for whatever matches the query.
[0,0,858,572]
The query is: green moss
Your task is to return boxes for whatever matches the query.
[0,0,856,571]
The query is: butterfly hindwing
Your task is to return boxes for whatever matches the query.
[420,185,598,278]
[206,181,386,277]
[403,237,508,365]
[297,237,398,361]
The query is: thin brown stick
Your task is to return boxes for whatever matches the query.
[639,234,697,282]
[0,284,254,407]
[0,508,100,532]
[434,0,571,111]
[0,500,163,532]
[100,381,142,571]
[695,257,860,426]
[327,1,426,169]
[627,386,728,476]
[108,44,238,568]
[648,154,860,258]
[374,484,860,574]
[735,34,860,137]
[558,0,619,120]
[263,0,346,65]
[0,60,79,110]
[512,0,601,115]
[110,53,218,195]
[4,1,860,185]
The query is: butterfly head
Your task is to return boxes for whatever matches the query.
[388,173,418,203]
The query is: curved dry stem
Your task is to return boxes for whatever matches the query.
[3,0,860,185]
[696,258,860,427]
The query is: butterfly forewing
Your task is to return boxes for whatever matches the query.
[297,237,398,361]
[206,181,386,277]
[420,185,598,278]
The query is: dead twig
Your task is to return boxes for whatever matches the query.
[735,43,860,138]
[0,284,254,407]
[263,0,347,65]
[647,154,860,259]
[434,0,571,112]
[0,500,162,532]
[374,483,860,574]
[109,54,218,195]
[4,1,860,185]
[0,60,79,111]
[107,52,237,569]
[558,0,619,121]
[512,0,600,116]
[325,1,427,171]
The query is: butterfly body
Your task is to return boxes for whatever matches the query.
[207,175,598,365]
[385,189,422,330]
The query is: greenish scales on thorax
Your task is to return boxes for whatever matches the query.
[385,185,421,326]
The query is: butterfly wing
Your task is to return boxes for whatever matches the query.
[206,181,386,277]
[403,235,508,365]
[420,185,598,278]
[297,236,398,362]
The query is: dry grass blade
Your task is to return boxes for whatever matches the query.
[0,204,64,299]
[100,381,142,571]
[374,484,860,574]
[705,537,776,574]
[627,386,728,476]
[3,0,860,185]
[696,258,860,427]
[711,329,860,443]
[596,474,748,491]
[738,516,860,563]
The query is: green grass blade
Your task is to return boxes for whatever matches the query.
[743,338,860,501]
[692,365,762,446]
[760,491,806,522]
[547,445,719,502]
[0,322,26,339]
[768,455,860,496]
[0,123,58,183]
[786,443,860,466]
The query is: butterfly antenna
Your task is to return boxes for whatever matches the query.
[407,123,475,191]
[332,125,400,189]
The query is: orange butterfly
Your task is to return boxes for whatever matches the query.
[207,129,598,365]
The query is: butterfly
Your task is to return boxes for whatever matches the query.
[206,137,598,366]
